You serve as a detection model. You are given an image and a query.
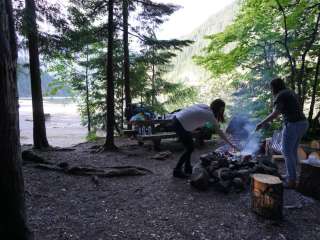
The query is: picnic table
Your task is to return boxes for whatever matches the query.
[123,119,205,150]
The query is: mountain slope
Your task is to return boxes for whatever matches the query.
[165,1,240,102]
[17,55,69,98]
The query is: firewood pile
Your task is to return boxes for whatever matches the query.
[190,151,279,192]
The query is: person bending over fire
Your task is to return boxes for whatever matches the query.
[171,99,238,178]
[256,78,309,189]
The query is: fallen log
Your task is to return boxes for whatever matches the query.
[251,174,283,220]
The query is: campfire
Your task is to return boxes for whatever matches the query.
[190,151,279,192]
[190,116,279,192]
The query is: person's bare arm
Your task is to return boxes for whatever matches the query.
[256,109,280,131]
[212,117,239,151]
[216,128,239,151]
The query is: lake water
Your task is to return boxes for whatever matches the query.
[19,98,87,147]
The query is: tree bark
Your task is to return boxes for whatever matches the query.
[24,0,49,148]
[298,12,320,106]
[85,44,91,133]
[151,44,156,107]
[121,72,124,129]
[123,0,132,125]
[105,0,117,150]
[308,55,320,121]
[151,60,156,107]
[0,0,32,238]
[251,174,283,220]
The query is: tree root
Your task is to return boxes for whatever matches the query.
[22,150,152,178]
[31,163,152,178]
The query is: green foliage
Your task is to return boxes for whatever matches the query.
[46,0,195,132]
[195,0,320,134]
[86,131,98,142]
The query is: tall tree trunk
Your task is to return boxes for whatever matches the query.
[151,46,156,107]
[0,0,32,238]
[123,0,132,125]
[297,12,320,107]
[151,61,155,106]
[85,44,91,133]
[308,55,320,121]
[297,56,306,106]
[105,0,117,150]
[121,72,124,129]
[25,0,49,148]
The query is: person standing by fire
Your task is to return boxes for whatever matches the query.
[256,78,309,188]
[172,99,238,178]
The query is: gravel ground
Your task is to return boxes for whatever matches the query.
[23,137,320,240]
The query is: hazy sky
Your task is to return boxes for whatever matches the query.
[155,0,236,39]
[48,0,235,40]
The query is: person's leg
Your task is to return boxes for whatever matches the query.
[175,132,194,169]
[172,119,194,177]
[181,133,194,174]
[293,120,309,174]
[282,123,299,183]
[282,121,309,185]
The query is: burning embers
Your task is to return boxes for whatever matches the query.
[190,151,279,192]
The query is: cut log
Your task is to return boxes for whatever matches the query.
[272,154,284,161]
[251,174,283,220]
[297,162,320,200]
[298,147,307,161]
[310,140,320,150]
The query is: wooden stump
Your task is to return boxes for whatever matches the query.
[251,174,283,220]
[297,162,320,200]
[310,140,320,150]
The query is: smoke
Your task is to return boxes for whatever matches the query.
[240,122,262,155]
[226,115,261,155]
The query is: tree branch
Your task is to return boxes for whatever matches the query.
[300,11,320,104]
[275,0,296,90]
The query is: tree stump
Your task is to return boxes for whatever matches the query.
[310,140,320,150]
[251,174,283,220]
[297,162,320,200]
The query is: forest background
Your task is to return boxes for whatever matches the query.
[15,0,320,145]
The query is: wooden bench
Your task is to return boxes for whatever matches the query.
[137,132,177,148]
[123,129,137,137]
[125,119,210,149]
[136,131,203,150]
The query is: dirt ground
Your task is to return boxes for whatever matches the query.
[23,137,320,240]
